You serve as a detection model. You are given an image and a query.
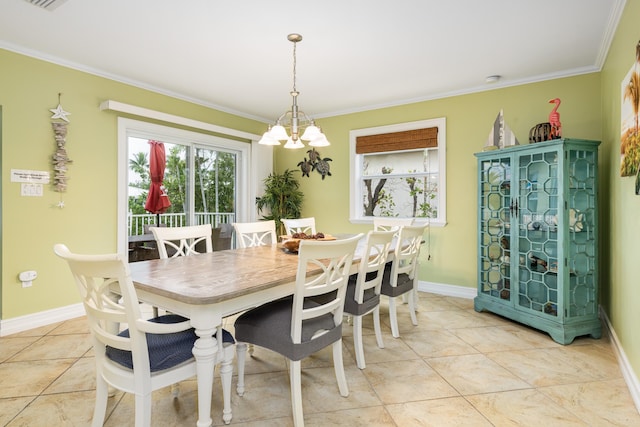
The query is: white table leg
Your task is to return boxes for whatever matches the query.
[192,326,217,427]
[219,348,233,424]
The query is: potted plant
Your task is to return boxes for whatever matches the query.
[256,169,304,236]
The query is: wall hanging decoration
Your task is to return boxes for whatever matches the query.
[50,93,72,201]
[297,157,313,177]
[297,148,332,179]
[483,109,519,151]
[621,40,640,179]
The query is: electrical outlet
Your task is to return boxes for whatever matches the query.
[19,270,37,287]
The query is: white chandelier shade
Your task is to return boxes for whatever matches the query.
[258,33,330,149]
[258,127,281,146]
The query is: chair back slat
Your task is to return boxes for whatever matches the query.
[353,230,396,303]
[150,224,213,258]
[390,224,427,285]
[282,217,316,236]
[233,220,277,248]
[373,217,414,235]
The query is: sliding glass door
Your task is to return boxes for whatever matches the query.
[118,118,253,257]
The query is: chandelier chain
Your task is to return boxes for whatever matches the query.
[292,40,297,93]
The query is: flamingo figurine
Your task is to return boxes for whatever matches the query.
[548,98,562,140]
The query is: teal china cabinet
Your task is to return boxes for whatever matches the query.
[474,138,601,344]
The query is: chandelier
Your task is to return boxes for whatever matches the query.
[258,33,330,149]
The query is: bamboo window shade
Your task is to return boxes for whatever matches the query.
[355,127,438,154]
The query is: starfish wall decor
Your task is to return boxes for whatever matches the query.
[50,93,72,195]
[49,103,71,122]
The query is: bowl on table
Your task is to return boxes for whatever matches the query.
[280,238,301,253]
[279,233,336,254]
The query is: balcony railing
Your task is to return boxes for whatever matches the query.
[128,212,236,236]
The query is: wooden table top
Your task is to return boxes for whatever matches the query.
[127,244,308,305]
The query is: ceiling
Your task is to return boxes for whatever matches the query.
[0,0,625,123]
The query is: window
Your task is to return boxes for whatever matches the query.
[349,118,446,226]
[117,118,263,256]
[126,137,240,233]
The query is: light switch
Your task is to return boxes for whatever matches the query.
[21,183,43,197]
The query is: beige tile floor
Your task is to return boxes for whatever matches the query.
[1,293,639,426]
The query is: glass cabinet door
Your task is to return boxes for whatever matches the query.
[478,156,512,301]
[566,148,598,318]
[516,150,560,317]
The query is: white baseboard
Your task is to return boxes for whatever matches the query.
[418,280,477,299]
[418,280,640,414]
[0,303,85,337]
[599,307,640,413]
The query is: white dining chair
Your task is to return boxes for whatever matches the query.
[231,220,278,362]
[234,234,363,427]
[373,217,414,234]
[149,224,213,258]
[380,224,427,338]
[343,230,395,369]
[212,223,234,251]
[373,217,417,306]
[233,220,277,248]
[282,217,316,236]
[53,244,235,427]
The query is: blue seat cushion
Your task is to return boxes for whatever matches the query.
[106,314,234,372]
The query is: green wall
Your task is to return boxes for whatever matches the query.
[0,49,264,319]
[600,0,640,381]
[276,74,602,288]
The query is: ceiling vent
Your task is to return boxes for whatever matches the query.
[25,0,69,11]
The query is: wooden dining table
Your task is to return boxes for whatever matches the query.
[127,239,368,427]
